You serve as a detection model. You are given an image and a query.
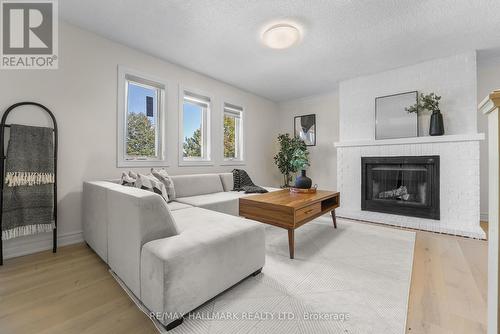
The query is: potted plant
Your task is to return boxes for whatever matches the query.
[273,134,310,188]
[405,92,444,136]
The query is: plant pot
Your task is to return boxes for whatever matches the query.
[429,110,444,136]
[295,170,312,189]
[282,174,292,188]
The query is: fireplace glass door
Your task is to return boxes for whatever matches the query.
[361,156,440,220]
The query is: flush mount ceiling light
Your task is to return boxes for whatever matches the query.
[262,23,301,49]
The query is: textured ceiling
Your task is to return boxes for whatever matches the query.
[60,0,500,102]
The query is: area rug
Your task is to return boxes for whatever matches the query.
[111,217,415,334]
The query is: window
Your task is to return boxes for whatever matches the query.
[118,67,166,167]
[223,103,243,162]
[180,90,211,164]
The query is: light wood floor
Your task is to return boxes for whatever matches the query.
[0,222,488,334]
[0,243,157,334]
[405,222,488,334]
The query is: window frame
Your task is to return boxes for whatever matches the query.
[178,86,213,166]
[221,101,245,166]
[117,66,168,167]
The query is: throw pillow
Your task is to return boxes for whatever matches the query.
[121,171,136,186]
[135,173,169,202]
[151,168,176,201]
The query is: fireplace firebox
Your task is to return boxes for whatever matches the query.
[361,156,440,220]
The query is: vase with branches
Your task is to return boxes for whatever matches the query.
[405,92,445,136]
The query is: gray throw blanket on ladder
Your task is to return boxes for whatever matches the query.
[2,124,55,240]
[232,169,268,194]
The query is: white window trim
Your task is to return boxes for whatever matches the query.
[220,101,246,166]
[117,65,169,168]
[178,85,213,166]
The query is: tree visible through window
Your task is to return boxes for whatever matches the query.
[183,128,202,157]
[223,103,243,161]
[125,80,161,159]
[127,113,156,156]
[224,115,236,158]
[182,91,210,161]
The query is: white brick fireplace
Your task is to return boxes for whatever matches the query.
[335,52,486,239]
[335,135,485,239]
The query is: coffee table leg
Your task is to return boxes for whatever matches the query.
[288,229,295,259]
[331,210,337,229]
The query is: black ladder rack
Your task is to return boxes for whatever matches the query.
[0,102,58,265]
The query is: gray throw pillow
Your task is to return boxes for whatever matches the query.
[121,171,136,186]
[135,173,169,202]
[151,168,176,201]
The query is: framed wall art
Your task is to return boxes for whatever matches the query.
[294,114,316,146]
[375,91,418,140]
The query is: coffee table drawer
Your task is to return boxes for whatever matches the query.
[296,202,321,222]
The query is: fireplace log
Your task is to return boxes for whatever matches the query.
[378,186,408,200]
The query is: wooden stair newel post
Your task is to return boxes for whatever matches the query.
[479,90,500,334]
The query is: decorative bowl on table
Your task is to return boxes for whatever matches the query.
[289,186,317,194]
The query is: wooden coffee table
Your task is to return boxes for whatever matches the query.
[239,189,340,259]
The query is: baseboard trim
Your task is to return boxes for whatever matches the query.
[3,230,83,260]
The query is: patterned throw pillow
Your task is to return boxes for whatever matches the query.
[135,173,169,202]
[151,168,176,201]
[121,171,136,186]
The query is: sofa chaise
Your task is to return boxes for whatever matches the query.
[82,173,278,330]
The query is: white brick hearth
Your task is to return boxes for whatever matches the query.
[335,134,486,239]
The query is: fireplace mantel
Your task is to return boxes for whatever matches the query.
[334,133,484,148]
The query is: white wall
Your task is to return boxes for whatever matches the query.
[277,91,340,190]
[339,52,478,141]
[477,52,500,221]
[0,22,280,259]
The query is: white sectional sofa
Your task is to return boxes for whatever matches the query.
[82,173,278,330]
[171,173,277,216]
